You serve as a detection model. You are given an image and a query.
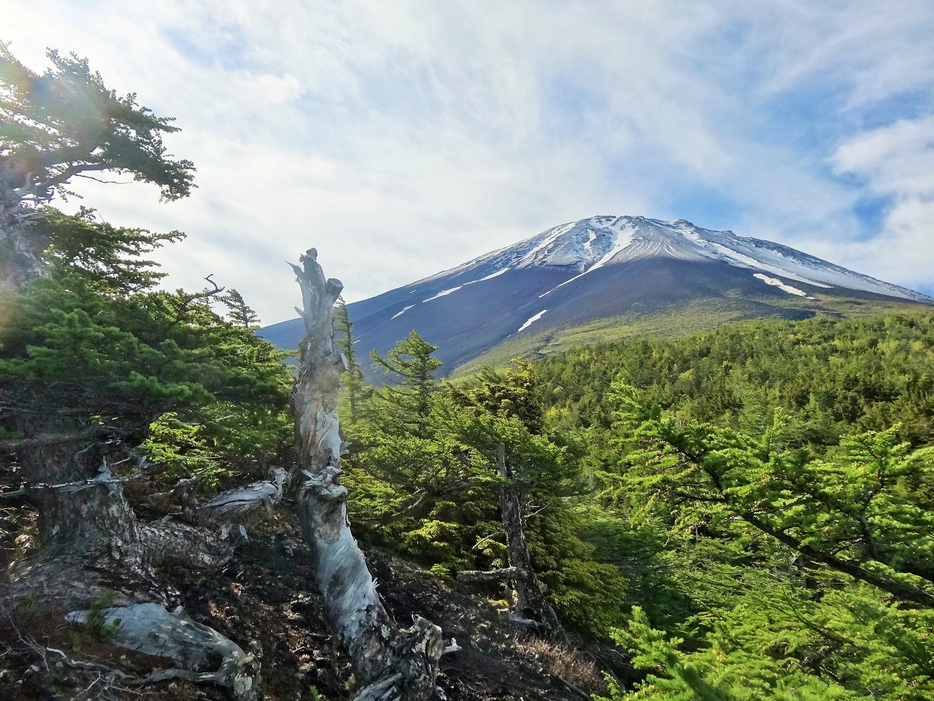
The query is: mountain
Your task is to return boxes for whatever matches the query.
[261,216,933,375]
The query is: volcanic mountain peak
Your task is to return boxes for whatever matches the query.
[422,215,929,303]
[261,215,931,377]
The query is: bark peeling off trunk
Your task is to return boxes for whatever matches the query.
[299,468,394,674]
[194,467,291,524]
[290,249,443,701]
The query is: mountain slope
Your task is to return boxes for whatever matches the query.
[261,216,933,375]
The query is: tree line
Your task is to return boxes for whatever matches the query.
[336,308,934,699]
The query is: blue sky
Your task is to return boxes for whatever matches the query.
[4,0,934,322]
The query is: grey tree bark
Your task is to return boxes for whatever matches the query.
[496,443,561,633]
[458,444,561,634]
[0,155,50,292]
[1,425,290,697]
[289,248,444,701]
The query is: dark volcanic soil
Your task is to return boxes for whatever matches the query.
[1,510,620,701]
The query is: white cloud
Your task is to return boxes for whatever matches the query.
[249,73,302,105]
[2,0,934,323]
[826,116,934,286]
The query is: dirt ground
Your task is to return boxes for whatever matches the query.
[0,509,631,701]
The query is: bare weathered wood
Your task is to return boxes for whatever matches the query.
[290,248,443,701]
[456,567,528,584]
[193,467,290,524]
[66,602,254,696]
[496,444,562,635]
[1,426,264,696]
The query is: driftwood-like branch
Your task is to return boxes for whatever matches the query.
[140,467,292,569]
[290,248,443,701]
[456,567,529,584]
[66,603,255,697]
[193,467,290,524]
[203,273,224,296]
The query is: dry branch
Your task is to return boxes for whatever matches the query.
[456,567,529,584]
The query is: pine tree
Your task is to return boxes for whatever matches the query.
[370,329,441,435]
[1,43,195,291]
[221,288,260,328]
[334,296,366,423]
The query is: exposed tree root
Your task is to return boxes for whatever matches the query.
[1,428,293,698]
[66,602,255,696]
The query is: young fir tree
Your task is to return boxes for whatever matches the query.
[343,355,628,638]
[220,288,260,328]
[334,296,366,424]
[370,329,442,435]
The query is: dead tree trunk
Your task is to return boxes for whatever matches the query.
[496,444,562,634]
[454,449,563,633]
[1,423,291,698]
[0,155,50,293]
[290,248,443,701]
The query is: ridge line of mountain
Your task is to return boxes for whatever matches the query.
[261,215,932,377]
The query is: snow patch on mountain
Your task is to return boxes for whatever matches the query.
[540,222,637,298]
[391,304,415,319]
[423,287,462,302]
[518,310,548,333]
[414,215,929,304]
[753,273,814,299]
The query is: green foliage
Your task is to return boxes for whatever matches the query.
[0,272,290,425]
[70,591,122,650]
[454,299,929,380]
[537,314,934,446]
[37,206,183,294]
[0,42,195,201]
[370,329,442,434]
[335,297,368,424]
[598,583,934,701]
[596,605,856,701]
[535,314,934,698]
[344,349,628,637]
[0,207,293,484]
[611,382,934,604]
[221,288,260,328]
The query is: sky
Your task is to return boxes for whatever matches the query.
[3,0,934,324]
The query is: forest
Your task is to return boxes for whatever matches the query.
[2,43,934,701]
[340,311,934,700]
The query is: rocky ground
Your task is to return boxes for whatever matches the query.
[0,508,632,701]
